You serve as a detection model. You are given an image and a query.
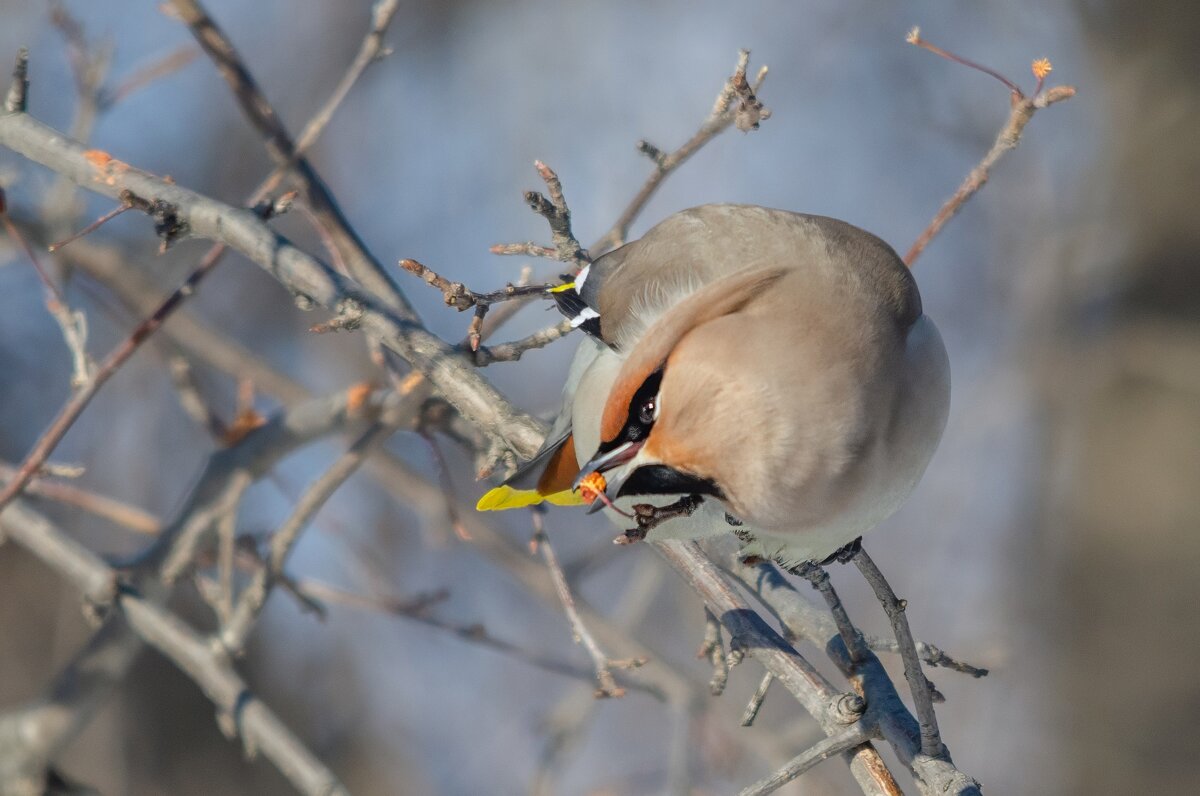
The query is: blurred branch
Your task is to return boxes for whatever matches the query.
[531,508,646,698]
[0,110,548,459]
[164,0,410,312]
[0,195,285,517]
[0,462,160,535]
[0,501,350,796]
[218,415,403,655]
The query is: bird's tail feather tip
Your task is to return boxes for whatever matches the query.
[475,485,585,511]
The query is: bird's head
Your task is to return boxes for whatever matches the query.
[573,266,787,516]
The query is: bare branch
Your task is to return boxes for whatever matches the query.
[738,726,873,796]
[0,501,350,796]
[165,0,409,311]
[531,509,645,698]
[0,111,548,459]
[4,48,28,113]
[218,417,401,655]
[852,547,943,758]
[591,49,771,255]
[902,32,1076,266]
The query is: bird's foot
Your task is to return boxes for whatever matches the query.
[818,536,863,566]
[614,494,705,544]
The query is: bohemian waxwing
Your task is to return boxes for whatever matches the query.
[478,204,950,568]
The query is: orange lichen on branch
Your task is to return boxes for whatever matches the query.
[345,382,373,415]
[221,407,266,446]
[82,149,131,186]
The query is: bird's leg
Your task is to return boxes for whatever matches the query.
[788,560,868,663]
[615,495,704,545]
[851,545,944,759]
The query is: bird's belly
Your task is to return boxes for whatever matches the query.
[746,314,951,565]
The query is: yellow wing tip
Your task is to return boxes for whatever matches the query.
[547,281,577,294]
[476,486,585,511]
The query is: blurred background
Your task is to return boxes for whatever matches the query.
[1,1,1196,794]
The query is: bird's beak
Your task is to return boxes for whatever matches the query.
[573,440,645,513]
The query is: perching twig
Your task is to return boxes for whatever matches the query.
[654,542,893,794]
[789,561,868,663]
[902,29,1076,266]
[852,546,944,759]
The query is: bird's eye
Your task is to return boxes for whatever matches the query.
[638,398,656,426]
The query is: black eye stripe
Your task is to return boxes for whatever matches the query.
[596,368,664,455]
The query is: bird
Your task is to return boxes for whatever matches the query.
[477,204,950,569]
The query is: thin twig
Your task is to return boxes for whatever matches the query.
[852,547,943,758]
[0,198,281,517]
[531,508,645,698]
[591,49,770,255]
[219,418,400,655]
[738,726,872,796]
[902,33,1075,266]
[46,201,132,251]
[0,192,94,386]
[98,45,198,110]
[740,672,774,727]
[471,320,574,366]
[0,462,160,534]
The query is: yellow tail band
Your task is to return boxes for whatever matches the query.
[475,485,585,511]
